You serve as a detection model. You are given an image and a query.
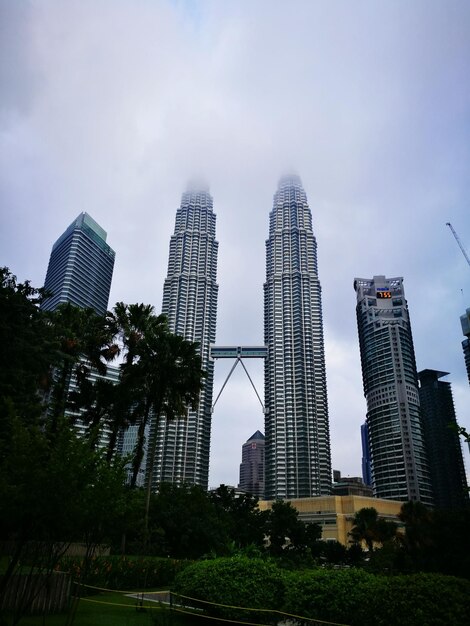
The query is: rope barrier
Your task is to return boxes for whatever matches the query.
[72,580,170,595]
[78,597,164,610]
[67,582,350,626]
[173,592,350,625]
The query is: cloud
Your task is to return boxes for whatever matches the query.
[1,0,470,487]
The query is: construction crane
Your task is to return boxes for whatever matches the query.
[446,222,470,267]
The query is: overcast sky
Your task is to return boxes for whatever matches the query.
[2,0,470,489]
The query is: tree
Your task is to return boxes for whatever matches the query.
[349,507,396,552]
[0,268,56,424]
[209,485,269,550]
[111,303,205,536]
[111,304,170,487]
[398,500,434,554]
[265,500,306,556]
[148,483,226,558]
[139,329,205,535]
[0,415,127,622]
[45,302,118,433]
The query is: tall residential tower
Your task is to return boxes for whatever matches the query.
[418,369,468,510]
[264,175,331,500]
[41,212,115,315]
[147,184,218,490]
[354,276,433,504]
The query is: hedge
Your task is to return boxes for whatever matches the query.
[173,556,285,621]
[174,558,470,626]
[57,555,190,590]
[283,569,470,626]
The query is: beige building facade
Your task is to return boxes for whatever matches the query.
[259,495,403,545]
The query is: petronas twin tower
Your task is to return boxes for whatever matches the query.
[264,176,331,498]
[152,175,331,499]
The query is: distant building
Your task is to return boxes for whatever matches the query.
[259,495,403,545]
[418,369,469,510]
[354,275,433,505]
[460,308,470,385]
[239,430,265,498]
[361,422,372,486]
[264,175,331,500]
[117,421,150,487]
[68,362,120,451]
[41,212,115,315]
[332,470,373,497]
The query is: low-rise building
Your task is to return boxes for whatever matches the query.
[259,495,403,545]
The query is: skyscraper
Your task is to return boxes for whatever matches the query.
[147,184,218,490]
[264,175,331,500]
[460,308,470,385]
[354,276,433,505]
[41,211,117,448]
[361,421,372,486]
[418,369,468,510]
[41,212,115,315]
[239,430,265,498]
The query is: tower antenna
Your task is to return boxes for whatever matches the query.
[446,222,470,267]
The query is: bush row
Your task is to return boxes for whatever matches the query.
[57,555,190,590]
[173,557,470,626]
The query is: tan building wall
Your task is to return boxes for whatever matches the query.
[259,495,403,545]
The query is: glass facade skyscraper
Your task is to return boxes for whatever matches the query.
[418,369,468,510]
[41,212,115,315]
[460,308,470,385]
[264,175,331,500]
[354,275,433,504]
[41,211,116,449]
[147,185,219,490]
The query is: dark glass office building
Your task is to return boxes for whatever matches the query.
[418,369,468,510]
[461,308,470,385]
[264,175,331,500]
[354,275,433,505]
[41,212,115,315]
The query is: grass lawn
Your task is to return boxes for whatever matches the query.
[9,590,170,626]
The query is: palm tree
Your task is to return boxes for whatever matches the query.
[112,302,157,367]
[134,327,205,535]
[349,507,385,553]
[112,304,169,486]
[398,500,434,554]
[46,303,118,433]
[112,304,205,501]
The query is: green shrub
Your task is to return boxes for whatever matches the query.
[283,568,374,625]
[173,556,284,621]
[57,555,190,590]
[371,573,470,626]
[283,569,470,626]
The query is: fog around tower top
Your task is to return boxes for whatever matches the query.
[1,0,470,487]
[186,178,210,193]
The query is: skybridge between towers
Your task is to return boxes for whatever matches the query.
[210,346,267,414]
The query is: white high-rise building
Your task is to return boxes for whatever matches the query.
[147,184,219,490]
[354,275,433,505]
[264,175,331,499]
